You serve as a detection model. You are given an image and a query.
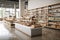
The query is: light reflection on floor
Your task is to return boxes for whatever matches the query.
[0,22,11,40]
[0,22,19,40]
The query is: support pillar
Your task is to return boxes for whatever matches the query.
[14,3,16,16]
[19,0,25,17]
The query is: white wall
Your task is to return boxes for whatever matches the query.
[28,0,60,10]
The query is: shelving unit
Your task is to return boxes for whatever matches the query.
[21,3,60,29]
[27,7,49,27]
[48,3,60,29]
[37,7,48,26]
[28,8,48,27]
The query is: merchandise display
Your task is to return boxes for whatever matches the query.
[48,3,60,29]
[3,16,16,28]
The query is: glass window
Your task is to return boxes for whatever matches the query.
[0,7,20,18]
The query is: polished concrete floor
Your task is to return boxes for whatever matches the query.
[0,21,60,40]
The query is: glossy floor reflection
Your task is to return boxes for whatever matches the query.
[0,21,60,40]
[0,22,19,40]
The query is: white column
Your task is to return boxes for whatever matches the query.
[14,3,16,16]
[19,0,25,17]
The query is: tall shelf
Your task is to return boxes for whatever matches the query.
[48,3,60,29]
[37,7,48,26]
[22,3,60,29]
[27,7,48,27]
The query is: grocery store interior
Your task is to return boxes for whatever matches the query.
[0,0,60,40]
